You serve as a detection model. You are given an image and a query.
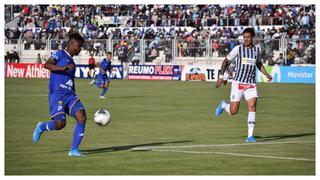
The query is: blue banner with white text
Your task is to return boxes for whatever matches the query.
[257,66,315,84]
[75,65,123,79]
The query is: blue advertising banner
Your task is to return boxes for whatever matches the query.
[257,65,315,84]
[75,65,123,79]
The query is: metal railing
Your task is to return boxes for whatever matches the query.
[5,33,315,65]
[112,16,287,27]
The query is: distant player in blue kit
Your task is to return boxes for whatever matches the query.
[90,52,113,99]
[32,33,87,157]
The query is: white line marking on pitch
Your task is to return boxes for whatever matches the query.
[131,140,315,151]
[151,149,315,162]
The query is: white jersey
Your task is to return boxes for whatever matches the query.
[226,44,261,84]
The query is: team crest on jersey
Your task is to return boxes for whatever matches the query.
[57,101,63,111]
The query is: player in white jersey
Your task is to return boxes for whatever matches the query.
[215,28,273,143]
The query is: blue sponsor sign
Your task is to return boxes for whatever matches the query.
[257,66,315,84]
[75,65,123,79]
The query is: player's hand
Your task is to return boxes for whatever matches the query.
[222,79,228,85]
[216,78,223,88]
[64,64,74,71]
[266,74,273,82]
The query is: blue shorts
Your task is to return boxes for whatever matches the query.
[96,74,110,86]
[49,93,85,120]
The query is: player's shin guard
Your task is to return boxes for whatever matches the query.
[40,120,56,132]
[71,121,85,150]
[247,112,256,137]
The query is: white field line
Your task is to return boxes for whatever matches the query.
[6,140,315,156]
[151,149,315,162]
[131,140,315,151]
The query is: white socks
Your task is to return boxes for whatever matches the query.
[222,101,231,115]
[247,112,256,137]
[221,101,256,137]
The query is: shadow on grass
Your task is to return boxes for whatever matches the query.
[82,140,193,155]
[255,133,315,141]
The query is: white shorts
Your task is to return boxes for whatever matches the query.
[230,81,258,102]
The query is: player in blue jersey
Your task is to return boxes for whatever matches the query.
[32,33,87,157]
[90,52,113,99]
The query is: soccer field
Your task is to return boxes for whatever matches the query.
[5,78,315,175]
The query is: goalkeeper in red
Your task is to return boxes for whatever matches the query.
[215,28,272,143]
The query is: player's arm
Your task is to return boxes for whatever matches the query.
[44,58,74,71]
[96,61,106,74]
[256,61,272,82]
[108,63,116,72]
[216,58,230,88]
[216,45,239,88]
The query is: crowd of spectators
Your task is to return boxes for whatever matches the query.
[7,5,315,28]
[4,4,316,65]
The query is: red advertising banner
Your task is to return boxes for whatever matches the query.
[6,63,50,78]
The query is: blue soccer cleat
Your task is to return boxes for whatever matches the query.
[32,122,44,143]
[68,149,85,157]
[215,100,226,117]
[246,136,256,143]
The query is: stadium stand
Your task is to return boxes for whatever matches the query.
[4,4,315,66]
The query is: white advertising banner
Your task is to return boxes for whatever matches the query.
[181,65,221,82]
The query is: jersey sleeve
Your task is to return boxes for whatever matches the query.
[50,50,63,63]
[256,47,262,63]
[226,45,239,61]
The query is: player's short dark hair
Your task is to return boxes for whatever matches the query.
[243,28,255,37]
[68,33,85,44]
[107,51,112,55]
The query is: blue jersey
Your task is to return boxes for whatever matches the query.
[49,50,76,95]
[98,58,112,76]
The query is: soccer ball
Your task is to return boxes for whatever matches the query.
[94,109,111,126]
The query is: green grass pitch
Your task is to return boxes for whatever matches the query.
[5,78,315,175]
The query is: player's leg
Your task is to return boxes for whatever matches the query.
[88,68,92,78]
[99,77,110,99]
[244,87,258,143]
[215,81,243,116]
[89,68,96,86]
[33,96,68,142]
[95,74,104,88]
[92,69,96,79]
[32,114,66,143]
[69,99,87,157]
[32,116,67,143]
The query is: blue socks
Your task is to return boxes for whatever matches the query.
[39,120,55,132]
[71,121,85,150]
[100,88,108,96]
[38,119,85,150]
